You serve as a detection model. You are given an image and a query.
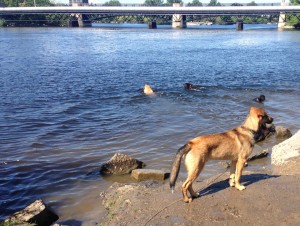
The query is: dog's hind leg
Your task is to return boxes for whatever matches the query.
[182,173,199,203]
[182,160,204,203]
[188,167,201,199]
[234,158,247,191]
[229,160,237,187]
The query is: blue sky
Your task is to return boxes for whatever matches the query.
[56,0,284,5]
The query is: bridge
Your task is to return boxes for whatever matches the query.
[1,4,300,29]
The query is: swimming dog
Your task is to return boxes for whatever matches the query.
[143,84,155,95]
[253,95,266,103]
[169,107,273,203]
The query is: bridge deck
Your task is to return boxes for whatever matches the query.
[1,6,300,16]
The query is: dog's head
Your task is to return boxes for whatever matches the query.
[144,84,154,95]
[245,107,273,132]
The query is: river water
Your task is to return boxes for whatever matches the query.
[0,24,300,224]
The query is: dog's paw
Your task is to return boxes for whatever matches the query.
[191,193,200,199]
[235,184,246,191]
[183,198,193,203]
[229,174,235,187]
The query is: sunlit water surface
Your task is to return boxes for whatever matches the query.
[0,24,300,224]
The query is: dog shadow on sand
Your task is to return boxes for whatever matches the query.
[198,173,279,197]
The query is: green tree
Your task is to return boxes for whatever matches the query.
[187,0,202,6]
[166,0,182,5]
[291,0,300,4]
[231,3,243,6]
[104,0,121,6]
[208,0,221,6]
[3,0,54,6]
[144,0,164,6]
[247,1,257,6]
[3,0,19,7]
[1,0,66,27]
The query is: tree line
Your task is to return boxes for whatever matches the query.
[0,0,299,28]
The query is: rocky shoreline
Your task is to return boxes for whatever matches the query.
[99,130,300,226]
[3,129,299,226]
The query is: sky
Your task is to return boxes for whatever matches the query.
[54,0,285,5]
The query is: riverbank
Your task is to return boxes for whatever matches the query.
[99,132,300,226]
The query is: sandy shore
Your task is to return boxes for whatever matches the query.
[99,132,300,226]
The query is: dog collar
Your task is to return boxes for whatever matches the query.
[241,126,257,135]
[241,126,261,142]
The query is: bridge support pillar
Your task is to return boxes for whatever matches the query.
[278,1,289,28]
[69,15,79,27]
[236,22,243,31]
[172,3,186,29]
[148,21,157,29]
[77,14,92,27]
[69,14,91,27]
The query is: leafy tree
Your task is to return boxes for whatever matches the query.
[231,3,243,6]
[3,0,54,6]
[291,0,300,4]
[3,0,19,7]
[187,0,202,6]
[144,0,164,6]
[247,1,257,6]
[207,0,221,6]
[166,0,182,5]
[104,0,121,6]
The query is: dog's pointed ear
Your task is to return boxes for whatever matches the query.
[249,107,258,115]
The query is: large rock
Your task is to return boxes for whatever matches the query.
[100,153,145,175]
[275,126,292,139]
[272,130,300,166]
[4,199,59,226]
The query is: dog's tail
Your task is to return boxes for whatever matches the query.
[169,143,191,193]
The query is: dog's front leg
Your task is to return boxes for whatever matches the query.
[229,160,237,187]
[234,158,246,191]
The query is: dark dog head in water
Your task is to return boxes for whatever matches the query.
[253,95,265,103]
[184,83,193,90]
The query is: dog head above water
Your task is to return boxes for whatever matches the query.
[143,84,155,95]
[245,107,273,132]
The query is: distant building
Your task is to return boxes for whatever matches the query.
[69,0,89,6]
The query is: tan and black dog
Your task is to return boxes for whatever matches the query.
[170,107,273,203]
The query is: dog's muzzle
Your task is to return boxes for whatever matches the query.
[260,114,273,128]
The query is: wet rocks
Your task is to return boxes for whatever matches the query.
[247,149,269,162]
[275,126,292,139]
[219,149,269,168]
[256,125,292,143]
[100,153,145,175]
[4,199,58,226]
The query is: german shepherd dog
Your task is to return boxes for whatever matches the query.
[170,107,273,203]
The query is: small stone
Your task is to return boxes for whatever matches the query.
[131,169,169,181]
